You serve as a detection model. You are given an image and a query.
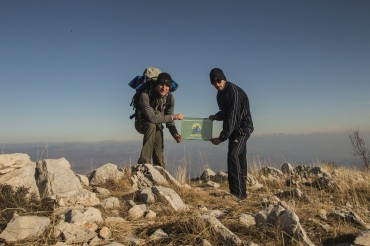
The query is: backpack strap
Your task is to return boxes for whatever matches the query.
[166,92,173,109]
[129,84,154,120]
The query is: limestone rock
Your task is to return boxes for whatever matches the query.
[145,210,157,219]
[89,163,124,186]
[247,175,264,190]
[0,161,40,199]
[104,216,126,225]
[131,164,170,190]
[99,226,112,239]
[54,221,97,244]
[281,162,294,175]
[154,165,183,188]
[200,168,216,182]
[93,186,111,195]
[152,186,187,211]
[200,214,242,245]
[136,187,156,204]
[128,204,147,220]
[354,230,370,246]
[0,215,50,242]
[56,188,100,207]
[101,197,120,210]
[239,214,256,228]
[278,209,315,246]
[76,174,90,187]
[260,167,284,180]
[255,205,285,226]
[0,153,31,174]
[35,158,82,198]
[63,207,103,226]
[149,228,168,240]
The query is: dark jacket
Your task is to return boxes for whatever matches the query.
[138,89,178,136]
[214,81,254,142]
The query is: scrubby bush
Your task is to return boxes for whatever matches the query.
[348,128,370,171]
[0,184,53,230]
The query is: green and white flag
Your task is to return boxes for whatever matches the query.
[181,117,213,141]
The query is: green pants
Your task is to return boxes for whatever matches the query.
[135,120,166,168]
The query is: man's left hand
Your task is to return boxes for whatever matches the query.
[211,138,221,145]
[174,134,182,143]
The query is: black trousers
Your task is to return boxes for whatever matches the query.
[227,134,248,199]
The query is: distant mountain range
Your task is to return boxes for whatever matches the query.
[2,132,368,177]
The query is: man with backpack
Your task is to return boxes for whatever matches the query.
[208,68,254,200]
[134,71,184,168]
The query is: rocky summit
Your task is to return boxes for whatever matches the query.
[0,153,369,245]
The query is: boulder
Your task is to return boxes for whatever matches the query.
[0,153,31,174]
[0,161,40,199]
[247,174,264,190]
[354,230,370,246]
[212,171,228,182]
[239,213,256,228]
[152,186,187,211]
[56,188,100,207]
[330,209,370,229]
[101,197,120,210]
[99,226,112,240]
[260,167,284,180]
[0,214,50,242]
[154,165,183,188]
[131,164,169,189]
[149,228,168,240]
[54,221,97,244]
[76,174,89,187]
[255,204,285,226]
[35,158,82,198]
[200,168,216,182]
[136,187,156,204]
[200,214,242,245]
[281,162,294,175]
[278,209,315,246]
[128,204,147,220]
[62,207,103,225]
[89,163,125,186]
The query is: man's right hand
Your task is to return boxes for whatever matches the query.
[211,138,221,145]
[209,115,216,121]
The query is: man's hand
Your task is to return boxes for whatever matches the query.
[211,138,221,145]
[174,134,182,143]
[173,114,184,120]
[209,115,216,121]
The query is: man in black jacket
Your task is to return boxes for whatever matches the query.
[135,72,184,168]
[208,68,254,200]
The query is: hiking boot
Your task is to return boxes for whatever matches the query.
[222,193,246,203]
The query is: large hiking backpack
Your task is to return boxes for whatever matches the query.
[129,67,178,119]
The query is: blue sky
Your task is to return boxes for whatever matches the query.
[1,0,370,143]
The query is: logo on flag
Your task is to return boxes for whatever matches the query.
[191,123,202,137]
[181,117,213,141]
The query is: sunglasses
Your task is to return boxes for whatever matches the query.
[211,80,222,85]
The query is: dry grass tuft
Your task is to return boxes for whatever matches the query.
[0,184,57,245]
[173,164,187,184]
[101,168,135,195]
[137,215,214,245]
[0,185,54,229]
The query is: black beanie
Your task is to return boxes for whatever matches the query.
[156,72,172,86]
[209,68,226,81]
